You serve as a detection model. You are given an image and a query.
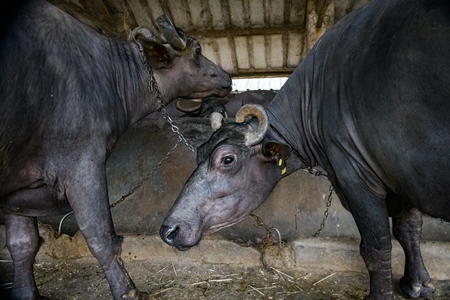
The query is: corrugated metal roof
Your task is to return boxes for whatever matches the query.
[49,0,370,77]
[232,77,288,91]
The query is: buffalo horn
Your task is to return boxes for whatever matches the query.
[210,112,225,131]
[129,27,155,50]
[155,15,186,50]
[130,27,154,43]
[235,104,269,146]
[176,99,202,113]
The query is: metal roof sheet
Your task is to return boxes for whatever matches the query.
[50,0,370,77]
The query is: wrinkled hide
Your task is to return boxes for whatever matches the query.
[161,0,450,299]
[0,0,231,299]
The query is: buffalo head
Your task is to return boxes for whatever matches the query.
[160,104,291,250]
[131,15,231,100]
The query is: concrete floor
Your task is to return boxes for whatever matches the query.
[2,260,450,299]
[1,225,449,299]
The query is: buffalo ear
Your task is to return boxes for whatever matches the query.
[263,141,291,170]
[138,38,172,69]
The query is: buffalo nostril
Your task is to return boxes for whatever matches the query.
[160,225,179,245]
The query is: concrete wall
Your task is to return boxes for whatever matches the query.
[32,116,450,244]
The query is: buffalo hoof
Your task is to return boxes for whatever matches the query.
[398,277,434,299]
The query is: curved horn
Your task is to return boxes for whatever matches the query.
[235,104,269,146]
[210,112,225,131]
[176,99,202,113]
[155,15,186,50]
[130,27,154,42]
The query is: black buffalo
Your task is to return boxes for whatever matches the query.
[0,0,231,299]
[160,0,450,299]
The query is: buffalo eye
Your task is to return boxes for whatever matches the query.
[195,47,201,55]
[221,156,234,165]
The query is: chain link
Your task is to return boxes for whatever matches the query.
[314,184,333,236]
[142,52,196,154]
[303,166,328,180]
[251,166,333,240]
[300,166,334,236]
[249,213,283,249]
[158,104,196,153]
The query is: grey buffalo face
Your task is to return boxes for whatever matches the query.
[155,38,232,100]
[160,105,290,250]
[132,16,231,101]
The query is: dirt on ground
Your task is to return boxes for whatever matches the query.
[1,259,450,300]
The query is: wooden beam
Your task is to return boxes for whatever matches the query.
[187,26,305,39]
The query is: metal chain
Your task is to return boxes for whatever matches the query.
[141,51,196,154]
[314,184,333,236]
[249,213,283,249]
[158,104,196,153]
[303,166,328,180]
[302,166,333,236]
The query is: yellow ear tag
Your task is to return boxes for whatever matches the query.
[278,159,283,167]
[281,167,287,175]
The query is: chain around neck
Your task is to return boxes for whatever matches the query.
[137,42,196,153]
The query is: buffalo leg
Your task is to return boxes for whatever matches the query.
[392,207,433,298]
[5,213,41,300]
[66,161,144,300]
[355,214,393,299]
[341,185,394,300]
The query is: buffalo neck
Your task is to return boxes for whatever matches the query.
[266,64,324,174]
[107,38,161,130]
